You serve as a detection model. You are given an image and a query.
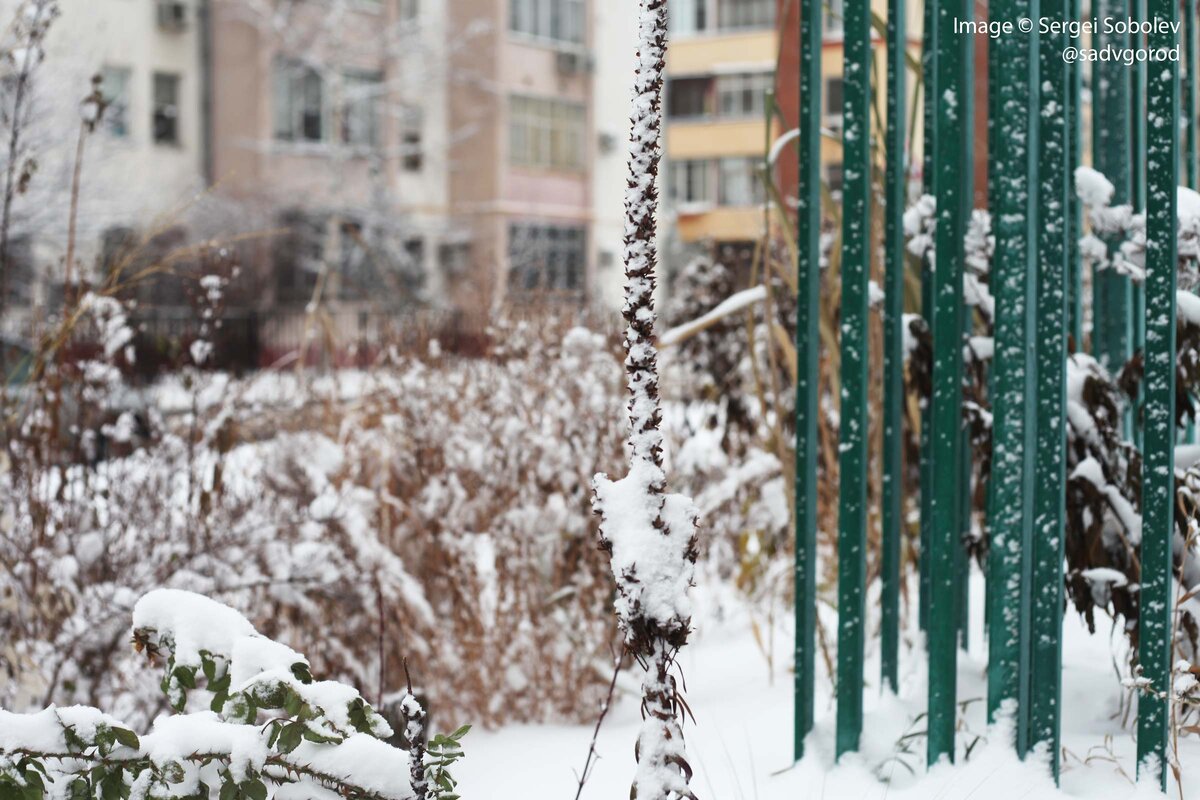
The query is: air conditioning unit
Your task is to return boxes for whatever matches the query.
[555,50,593,76]
[157,0,188,32]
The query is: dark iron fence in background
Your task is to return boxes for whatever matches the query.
[126,303,624,379]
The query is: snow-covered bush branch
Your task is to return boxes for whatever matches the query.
[0,589,444,800]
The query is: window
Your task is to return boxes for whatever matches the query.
[274,59,325,143]
[439,242,471,275]
[339,71,382,147]
[824,0,845,35]
[716,72,773,118]
[5,235,32,306]
[718,0,774,30]
[825,162,844,196]
[509,0,584,44]
[100,226,137,278]
[337,220,375,299]
[275,210,326,303]
[667,77,710,118]
[669,0,707,35]
[719,157,761,206]
[668,160,712,204]
[508,223,586,295]
[509,95,585,170]
[401,105,423,171]
[824,76,844,128]
[152,72,180,144]
[100,67,131,138]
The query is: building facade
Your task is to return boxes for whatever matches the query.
[6,0,207,316]
[446,0,596,310]
[662,0,779,274]
[209,0,455,313]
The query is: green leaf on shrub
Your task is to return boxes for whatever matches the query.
[173,666,197,690]
[290,662,312,684]
[242,779,267,800]
[112,728,139,751]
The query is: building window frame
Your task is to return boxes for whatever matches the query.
[101,66,132,139]
[509,94,586,171]
[152,72,181,145]
[509,0,585,47]
[273,58,327,144]
[508,222,586,296]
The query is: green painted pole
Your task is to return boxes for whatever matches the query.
[1093,0,1132,373]
[1066,0,1083,348]
[927,0,965,766]
[985,0,1037,756]
[1029,0,1069,780]
[1188,0,1199,452]
[880,0,906,695]
[792,0,821,764]
[957,0,976,654]
[835,0,871,757]
[919,0,937,637]
[1139,1,1178,787]
[1185,0,1197,188]
[1133,0,1148,448]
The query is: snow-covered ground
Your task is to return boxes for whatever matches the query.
[459,572,1199,799]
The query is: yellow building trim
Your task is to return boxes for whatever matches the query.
[676,207,762,243]
[667,30,778,76]
[668,120,772,159]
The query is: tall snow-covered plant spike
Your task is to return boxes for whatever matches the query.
[591,1,699,798]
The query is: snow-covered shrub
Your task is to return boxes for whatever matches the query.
[664,257,753,434]
[0,588,446,800]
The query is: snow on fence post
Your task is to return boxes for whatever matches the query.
[1137,0,1179,787]
[926,0,967,766]
[834,0,871,758]
[880,0,907,696]
[985,0,1037,755]
[1029,0,1070,780]
[792,0,822,764]
[589,2,700,798]
[1093,0,1133,375]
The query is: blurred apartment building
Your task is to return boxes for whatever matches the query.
[662,0,780,275]
[9,0,900,340]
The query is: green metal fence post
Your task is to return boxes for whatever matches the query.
[1139,1,1179,787]
[985,0,1038,757]
[919,0,937,636]
[1093,0,1132,372]
[927,0,966,766]
[1185,0,1197,188]
[835,0,872,757]
[1133,0,1149,448]
[1067,0,1083,348]
[792,0,822,764]
[957,0,976,654]
[1029,0,1069,780]
[881,0,907,695]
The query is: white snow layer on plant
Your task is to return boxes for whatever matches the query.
[1075,165,1115,208]
[132,589,258,669]
[660,284,767,346]
[592,461,699,631]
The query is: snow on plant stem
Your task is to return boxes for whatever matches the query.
[590,1,699,798]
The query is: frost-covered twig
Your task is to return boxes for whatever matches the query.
[591,2,699,798]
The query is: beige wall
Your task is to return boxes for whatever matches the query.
[448,0,595,310]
